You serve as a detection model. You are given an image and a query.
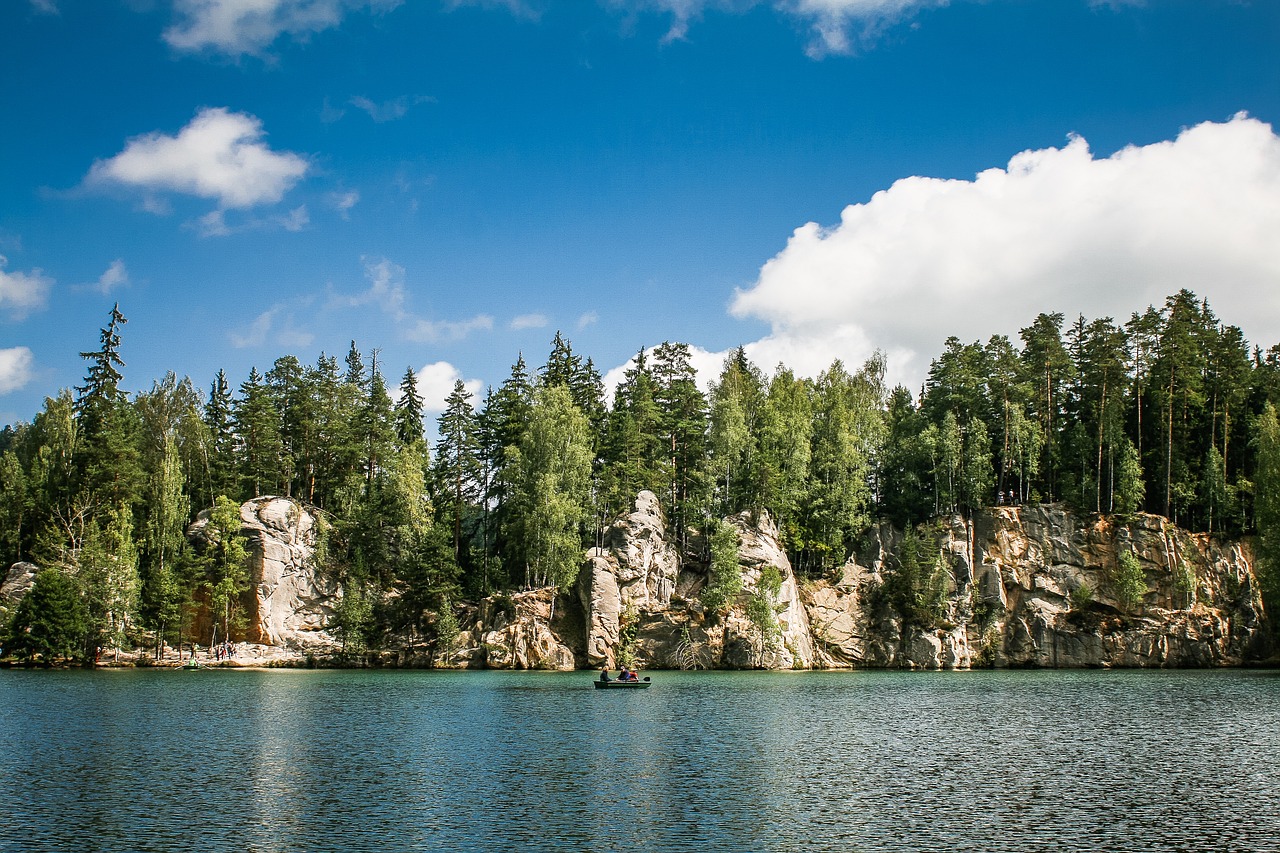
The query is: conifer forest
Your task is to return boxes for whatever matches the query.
[4,288,1280,663]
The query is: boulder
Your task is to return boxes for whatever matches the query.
[1,561,38,605]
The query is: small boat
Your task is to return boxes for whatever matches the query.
[180,659,203,671]
[594,677,651,689]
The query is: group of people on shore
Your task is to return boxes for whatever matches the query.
[211,641,237,661]
[599,666,641,682]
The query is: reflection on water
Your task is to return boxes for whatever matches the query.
[2,669,1280,852]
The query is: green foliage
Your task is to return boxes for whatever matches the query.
[1069,581,1094,612]
[5,569,89,664]
[746,565,784,665]
[700,519,743,612]
[884,528,951,628]
[198,496,250,643]
[616,600,639,667]
[508,385,593,591]
[1110,551,1148,613]
[6,289,1280,662]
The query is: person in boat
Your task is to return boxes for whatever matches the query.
[600,667,611,683]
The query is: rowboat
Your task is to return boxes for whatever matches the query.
[594,677,651,689]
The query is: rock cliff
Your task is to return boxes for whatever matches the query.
[465,495,1267,671]
[3,493,1267,670]
[801,506,1267,669]
[189,496,340,653]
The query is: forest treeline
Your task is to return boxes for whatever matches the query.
[4,288,1280,663]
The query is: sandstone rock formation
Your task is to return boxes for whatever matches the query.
[449,587,577,670]
[801,505,1267,669]
[1,561,39,624]
[190,496,340,653]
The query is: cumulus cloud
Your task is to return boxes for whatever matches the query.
[0,256,53,320]
[416,360,483,414]
[165,0,403,56]
[94,259,129,295]
[0,347,35,395]
[335,257,494,343]
[510,312,549,331]
[88,107,308,210]
[601,342,725,404]
[729,114,1280,392]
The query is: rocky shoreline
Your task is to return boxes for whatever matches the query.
[3,492,1271,671]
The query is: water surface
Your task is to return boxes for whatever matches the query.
[2,668,1278,852]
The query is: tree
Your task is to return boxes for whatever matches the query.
[1110,551,1148,613]
[1114,438,1145,516]
[394,366,425,448]
[198,496,250,645]
[233,368,288,498]
[757,367,812,550]
[204,369,238,503]
[707,348,765,517]
[651,342,710,550]
[77,504,140,661]
[1020,312,1074,501]
[799,358,883,572]
[746,565,783,667]
[1253,403,1280,606]
[4,569,89,665]
[701,518,743,612]
[0,451,28,564]
[434,380,482,561]
[508,385,593,594]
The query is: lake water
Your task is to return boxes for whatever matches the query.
[2,668,1279,852]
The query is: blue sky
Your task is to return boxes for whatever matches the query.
[2,0,1279,427]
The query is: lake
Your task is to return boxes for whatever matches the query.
[1,668,1278,852]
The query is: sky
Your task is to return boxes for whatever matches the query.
[2,0,1279,429]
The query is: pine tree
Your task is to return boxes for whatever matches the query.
[757,366,812,551]
[434,380,482,561]
[651,342,709,551]
[233,368,288,498]
[205,369,237,503]
[394,366,425,448]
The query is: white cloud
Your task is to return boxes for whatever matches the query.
[602,0,942,54]
[165,0,403,56]
[416,360,483,414]
[88,107,308,210]
[30,0,59,14]
[348,94,435,123]
[330,190,360,218]
[94,259,130,295]
[577,311,599,330]
[0,256,53,320]
[510,312,549,331]
[0,347,35,395]
[335,257,494,343]
[730,114,1280,392]
[230,305,313,349]
[602,342,724,404]
[280,205,309,232]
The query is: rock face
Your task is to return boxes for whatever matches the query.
[449,588,578,670]
[572,493,815,671]
[190,496,340,653]
[802,506,1268,669]
[577,490,682,668]
[1,562,39,624]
